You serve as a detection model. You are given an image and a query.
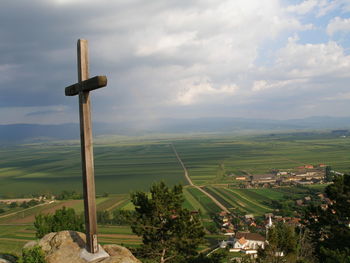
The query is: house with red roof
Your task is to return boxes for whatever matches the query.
[230,232,266,253]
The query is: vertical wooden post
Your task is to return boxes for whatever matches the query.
[77,39,98,254]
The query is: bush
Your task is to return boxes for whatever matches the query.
[20,202,29,208]
[56,190,82,200]
[18,245,46,263]
[34,207,84,238]
[8,202,17,208]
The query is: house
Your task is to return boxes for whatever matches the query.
[219,211,228,217]
[320,204,328,210]
[296,199,303,206]
[304,196,311,202]
[245,214,254,220]
[224,230,235,236]
[230,232,266,253]
[251,174,277,184]
[317,193,325,200]
[235,176,247,181]
[285,217,301,227]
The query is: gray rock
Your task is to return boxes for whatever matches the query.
[101,244,140,263]
[23,231,141,263]
[0,254,16,263]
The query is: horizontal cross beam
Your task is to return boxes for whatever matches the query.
[65,75,107,96]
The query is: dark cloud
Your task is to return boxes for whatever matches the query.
[0,0,349,124]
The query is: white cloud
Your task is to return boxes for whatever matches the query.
[317,0,350,16]
[286,0,319,14]
[322,92,350,101]
[274,38,350,78]
[1,0,350,122]
[88,0,314,108]
[286,0,350,17]
[175,79,238,105]
[135,31,197,56]
[327,17,350,35]
[252,79,307,92]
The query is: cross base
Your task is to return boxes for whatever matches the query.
[80,245,109,262]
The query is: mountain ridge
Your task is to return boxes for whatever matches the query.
[1,116,350,142]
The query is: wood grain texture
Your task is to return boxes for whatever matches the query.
[65,75,107,96]
[77,39,99,254]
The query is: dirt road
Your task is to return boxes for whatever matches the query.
[170,143,229,213]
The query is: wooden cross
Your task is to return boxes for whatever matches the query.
[65,39,107,254]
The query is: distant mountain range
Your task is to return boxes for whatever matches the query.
[1,116,350,143]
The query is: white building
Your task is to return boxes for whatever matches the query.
[230,232,266,253]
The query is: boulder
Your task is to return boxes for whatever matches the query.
[0,254,16,263]
[24,231,141,263]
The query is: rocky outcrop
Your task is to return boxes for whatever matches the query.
[24,231,140,263]
[0,254,16,263]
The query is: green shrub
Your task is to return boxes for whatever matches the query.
[18,245,46,263]
[34,207,84,238]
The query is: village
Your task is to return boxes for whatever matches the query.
[212,190,333,260]
[231,163,327,188]
[205,164,335,260]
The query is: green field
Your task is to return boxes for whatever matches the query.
[0,142,187,197]
[173,134,350,185]
[0,132,348,256]
[0,133,349,197]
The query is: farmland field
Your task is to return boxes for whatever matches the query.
[0,133,349,197]
[0,132,349,255]
[0,141,186,197]
[172,134,350,185]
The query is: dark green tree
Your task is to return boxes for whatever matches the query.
[325,166,334,182]
[262,226,316,263]
[130,182,205,263]
[34,207,84,238]
[97,210,111,225]
[306,174,350,263]
[9,202,17,208]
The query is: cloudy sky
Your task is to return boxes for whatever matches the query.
[1,0,350,125]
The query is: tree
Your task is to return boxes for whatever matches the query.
[8,202,17,208]
[34,207,84,238]
[20,202,29,208]
[325,166,334,182]
[306,174,350,263]
[258,222,301,263]
[130,182,205,263]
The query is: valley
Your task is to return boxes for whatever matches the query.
[0,131,348,256]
